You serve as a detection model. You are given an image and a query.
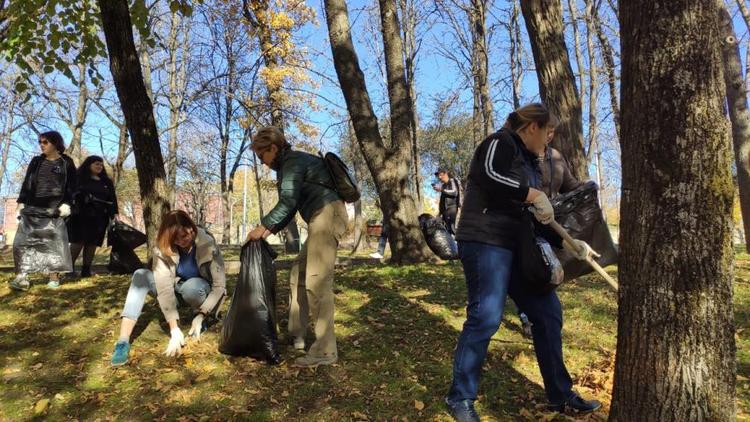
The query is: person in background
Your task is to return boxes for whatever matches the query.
[369,220,388,260]
[67,155,119,277]
[10,131,77,291]
[110,210,226,366]
[443,103,600,422]
[432,169,461,235]
[246,126,347,368]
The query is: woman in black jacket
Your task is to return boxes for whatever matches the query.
[10,131,77,291]
[68,156,119,277]
[443,104,600,422]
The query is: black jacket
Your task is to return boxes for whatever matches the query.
[17,154,77,207]
[439,177,461,214]
[455,129,538,249]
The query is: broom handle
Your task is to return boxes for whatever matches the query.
[548,220,619,292]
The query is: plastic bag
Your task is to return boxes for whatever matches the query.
[219,240,280,364]
[515,216,565,294]
[418,213,459,260]
[107,221,147,274]
[551,181,618,281]
[13,206,73,274]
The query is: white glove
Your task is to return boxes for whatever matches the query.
[58,203,71,218]
[563,239,600,261]
[188,314,204,340]
[164,327,186,357]
[530,192,554,224]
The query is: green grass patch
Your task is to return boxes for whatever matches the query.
[0,253,747,421]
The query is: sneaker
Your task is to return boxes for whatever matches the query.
[47,280,60,289]
[9,275,30,291]
[293,337,305,351]
[369,252,384,259]
[111,341,130,366]
[547,394,601,414]
[293,354,337,368]
[444,397,480,422]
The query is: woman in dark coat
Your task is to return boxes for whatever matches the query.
[10,131,77,291]
[68,156,119,277]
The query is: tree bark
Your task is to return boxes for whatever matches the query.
[611,1,736,420]
[521,0,587,180]
[112,123,129,190]
[469,0,492,143]
[67,62,88,163]
[0,92,16,191]
[325,0,432,263]
[719,3,750,250]
[566,0,586,101]
[166,9,188,207]
[399,0,423,209]
[97,0,170,252]
[509,0,523,109]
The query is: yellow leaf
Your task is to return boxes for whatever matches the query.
[519,408,534,419]
[351,411,368,420]
[34,399,50,415]
[414,400,425,410]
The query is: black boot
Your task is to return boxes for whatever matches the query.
[81,266,92,278]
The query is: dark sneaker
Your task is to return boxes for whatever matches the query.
[444,397,480,422]
[111,341,130,367]
[9,275,30,291]
[548,394,601,414]
[80,266,92,278]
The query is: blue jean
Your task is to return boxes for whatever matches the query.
[447,241,574,405]
[121,268,210,321]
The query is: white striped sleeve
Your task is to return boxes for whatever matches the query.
[484,138,521,188]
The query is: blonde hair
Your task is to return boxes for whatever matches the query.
[252,126,290,151]
[503,103,559,132]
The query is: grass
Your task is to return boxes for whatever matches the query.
[0,250,747,421]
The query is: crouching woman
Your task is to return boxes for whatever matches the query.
[110,210,226,366]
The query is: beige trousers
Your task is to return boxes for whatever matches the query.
[288,200,348,358]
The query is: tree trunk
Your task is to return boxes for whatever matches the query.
[592,4,620,139]
[521,0,587,180]
[719,3,750,251]
[112,124,128,190]
[98,0,170,252]
[399,0,423,209]
[325,0,432,263]
[0,93,15,191]
[166,9,188,207]
[566,0,586,101]
[469,0,492,142]
[67,62,88,163]
[509,0,523,109]
[611,1,736,420]
[350,199,365,254]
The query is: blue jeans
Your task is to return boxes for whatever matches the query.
[121,268,210,321]
[447,241,574,405]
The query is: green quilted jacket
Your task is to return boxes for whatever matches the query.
[261,148,342,233]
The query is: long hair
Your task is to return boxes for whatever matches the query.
[40,131,66,153]
[157,210,198,257]
[77,155,112,183]
[502,103,559,133]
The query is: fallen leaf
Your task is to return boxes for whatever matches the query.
[34,398,50,415]
[351,411,368,420]
[519,408,533,419]
[414,400,425,411]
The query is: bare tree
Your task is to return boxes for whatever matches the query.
[611,1,736,420]
[521,0,587,180]
[592,1,620,139]
[325,0,433,263]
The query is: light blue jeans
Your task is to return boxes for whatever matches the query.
[121,268,210,320]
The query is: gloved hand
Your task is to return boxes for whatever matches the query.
[563,239,601,261]
[530,191,554,224]
[58,203,71,218]
[188,313,205,340]
[164,327,186,357]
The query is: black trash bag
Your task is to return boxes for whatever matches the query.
[107,221,147,274]
[418,213,459,260]
[514,215,565,294]
[551,181,618,281]
[219,240,281,364]
[13,206,73,274]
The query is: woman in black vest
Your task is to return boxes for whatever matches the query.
[68,156,119,277]
[443,104,600,422]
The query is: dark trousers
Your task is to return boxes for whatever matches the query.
[442,208,457,235]
[447,241,574,404]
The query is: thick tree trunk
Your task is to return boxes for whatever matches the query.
[325,0,432,263]
[719,4,750,251]
[98,0,170,252]
[611,1,736,420]
[399,0,422,209]
[350,199,365,254]
[521,0,587,180]
[470,0,492,142]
